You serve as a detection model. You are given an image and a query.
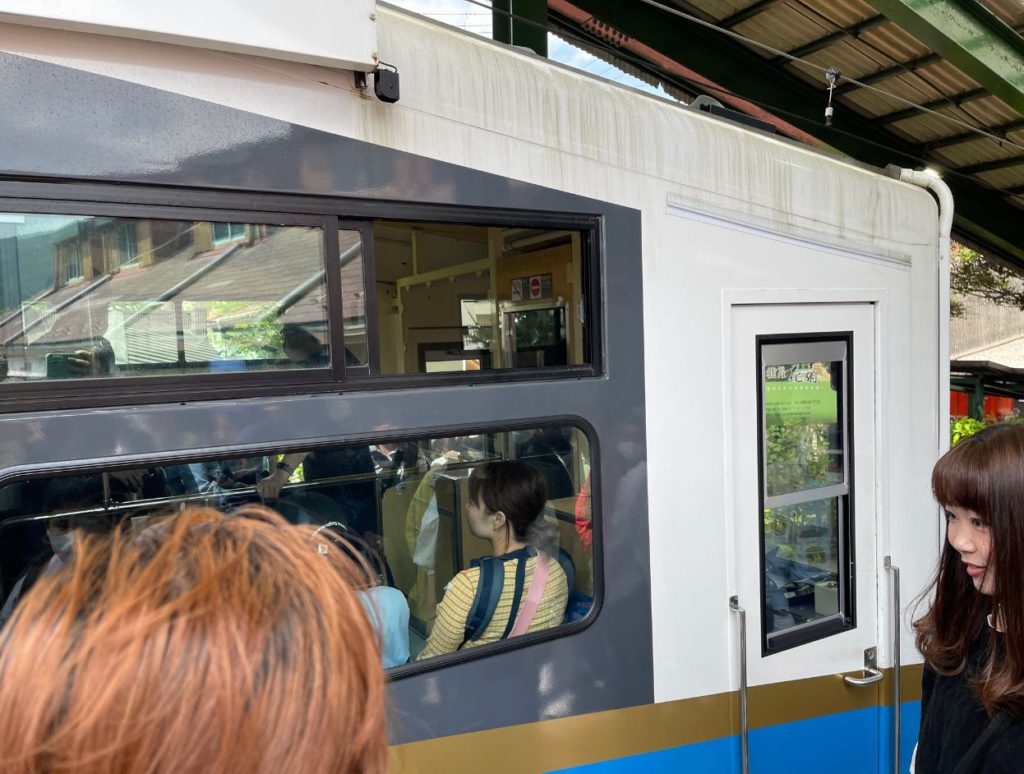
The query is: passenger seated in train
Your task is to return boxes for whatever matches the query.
[312,521,411,668]
[0,475,116,626]
[416,460,569,661]
[189,456,267,494]
[258,446,379,536]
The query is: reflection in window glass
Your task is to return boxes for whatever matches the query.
[0,214,338,381]
[371,221,586,375]
[0,425,594,667]
[764,360,843,497]
[764,497,840,638]
[760,339,850,651]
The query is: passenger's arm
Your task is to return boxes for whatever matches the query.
[256,452,307,499]
[415,570,476,661]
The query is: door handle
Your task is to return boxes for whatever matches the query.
[843,667,884,687]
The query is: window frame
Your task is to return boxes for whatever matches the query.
[0,181,603,413]
[755,332,856,656]
[0,414,604,679]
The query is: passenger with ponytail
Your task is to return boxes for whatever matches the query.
[914,424,1024,772]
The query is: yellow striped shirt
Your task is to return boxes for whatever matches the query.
[416,553,568,661]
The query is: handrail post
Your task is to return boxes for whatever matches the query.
[730,595,749,774]
[885,556,901,774]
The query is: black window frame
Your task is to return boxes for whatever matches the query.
[755,332,855,656]
[0,180,603,413]
[0,414,604,679]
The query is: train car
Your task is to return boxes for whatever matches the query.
[0,4,951,772]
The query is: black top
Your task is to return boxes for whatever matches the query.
[917,627,1024,773]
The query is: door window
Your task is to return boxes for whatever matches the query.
[759,337,853,653]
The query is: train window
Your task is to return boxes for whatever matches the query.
[369,222,587,375]
[759,338,852,653]
[339,228,369,366]
[0,213,338,381]
[0,424,595,669]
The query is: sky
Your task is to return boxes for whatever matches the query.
[385,0,675,101]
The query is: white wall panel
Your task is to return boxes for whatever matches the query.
[0,0,378,70]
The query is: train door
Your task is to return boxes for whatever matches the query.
[730,302,882,773]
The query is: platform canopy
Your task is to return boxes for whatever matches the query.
[520,0,1024,268]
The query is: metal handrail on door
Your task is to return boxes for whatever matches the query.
[885,557,902,774]
[729,596,749,774]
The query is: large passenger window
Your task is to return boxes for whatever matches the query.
[370,222,588,375]
[0,213,346,380]
[0,423,595,670]
[759,337,852,653]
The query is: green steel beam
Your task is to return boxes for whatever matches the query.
[553,0,1024,267]
[863,0,1024,116]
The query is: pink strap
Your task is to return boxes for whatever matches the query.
[510,552,550,637]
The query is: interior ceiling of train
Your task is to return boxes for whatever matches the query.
[544,0,1024,268]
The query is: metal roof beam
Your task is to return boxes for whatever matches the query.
[928,118,1024,151]
[876,87,987,125]
[956,155,1024,176]
[552,0,1024,268]
[773,14,888,62]
[864,0,1024,116]
[835,52,941,95]
[720,0,782,30]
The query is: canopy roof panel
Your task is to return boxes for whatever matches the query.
[548,0,1024,266]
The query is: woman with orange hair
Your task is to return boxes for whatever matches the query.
[0,505,387,774]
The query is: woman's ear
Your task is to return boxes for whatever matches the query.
[492,510,508,532]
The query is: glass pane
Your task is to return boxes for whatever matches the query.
[338,229,368,367]
[371,221,586,375]
[763,358,844,496]
[763,497,841,639]
[0,424,594,669]
[0,214,333,381]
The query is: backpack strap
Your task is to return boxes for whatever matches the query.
[463,556,504,645]
[950,711,1012,774]
[461,547,536,647]
[510,552,551,637]
[499,549,530,640]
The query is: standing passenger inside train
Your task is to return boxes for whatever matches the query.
[417,460,568,660]
[914,425,1024,772]
[0,506,387,773]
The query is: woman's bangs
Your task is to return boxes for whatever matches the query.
[932,447,991,516]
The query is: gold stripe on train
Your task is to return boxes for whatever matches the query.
[389,664,924,774]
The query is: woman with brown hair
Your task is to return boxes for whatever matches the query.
[0,505,387,774]
[416,460,568,661]
[914,424,1024,772]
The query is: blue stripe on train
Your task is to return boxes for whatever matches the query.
[552,701,921,773]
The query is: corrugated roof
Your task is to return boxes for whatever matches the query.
[551,0,1024,265]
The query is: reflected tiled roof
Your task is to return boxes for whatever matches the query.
[2,227,365,359]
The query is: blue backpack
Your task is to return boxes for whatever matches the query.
[461,547,591,648]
